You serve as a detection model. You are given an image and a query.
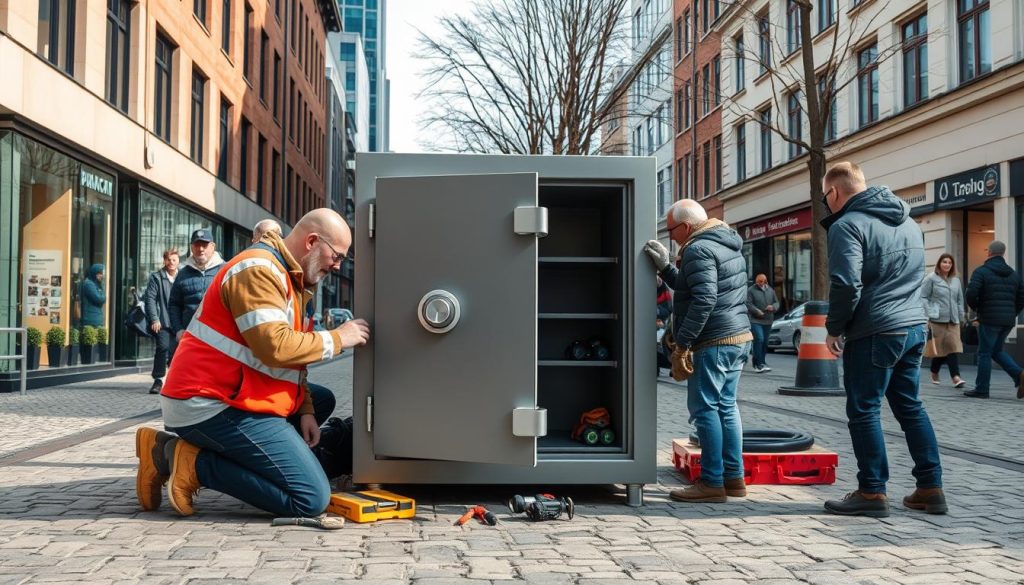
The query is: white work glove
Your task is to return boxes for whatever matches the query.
[643,240,670,271]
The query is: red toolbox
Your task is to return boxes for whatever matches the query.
[672,439,837,485]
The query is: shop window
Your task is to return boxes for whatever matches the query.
[37,0,76,76]
[105,0,131,113]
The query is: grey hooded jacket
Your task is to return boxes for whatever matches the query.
[821,185,927,341]
[919,272,964,324]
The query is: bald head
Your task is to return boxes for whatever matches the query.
[252,219,282,243]
[284,209,352,287]
[666,199,709,245]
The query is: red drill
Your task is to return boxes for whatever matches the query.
[454,505,498,526]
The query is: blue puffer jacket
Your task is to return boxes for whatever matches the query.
[822,186,927,341]
[660,221,751,348]
[79,263,106,327]
[168,252,225,332]
[965,256,1024,327]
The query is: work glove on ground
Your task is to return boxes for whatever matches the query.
[644,240,670,271]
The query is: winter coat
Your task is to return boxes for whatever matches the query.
[656,283,672,322]
[746,283,780,325]
[821,185,927,341]
[919,272,964,325]
[660,220,751,348]
[144,269,176,330]
[168,252,226,333]
[965,256,1024,327]
[79,263,106,327]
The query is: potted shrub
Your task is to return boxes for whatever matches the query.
[80,325,98,365]
[24,327,42,370]
[45,326,65,368]
[66,328,80,366]
[96,326,109,362]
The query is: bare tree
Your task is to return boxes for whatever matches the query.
[416,0,629,155]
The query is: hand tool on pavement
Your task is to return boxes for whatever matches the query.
[454,505,497,526]
[270,515,345,530]
[508,493,574,521]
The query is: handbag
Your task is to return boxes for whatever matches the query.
[124,291,152,338]
[923,324,939,358]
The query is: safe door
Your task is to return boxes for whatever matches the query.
[370,173,545,466]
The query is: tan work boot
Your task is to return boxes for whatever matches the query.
[670,480,727,503]
[903,487,948,515]
[135,427,174,511]
[167,439,202,516]
[724,477,747,497]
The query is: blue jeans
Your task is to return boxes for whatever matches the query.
[688,343,749,487]
[973,324,1022,395]
[750,323,771,368]
[166,383,337,517]
[842,325,942,493]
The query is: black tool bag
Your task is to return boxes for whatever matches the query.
[313,416,354,479]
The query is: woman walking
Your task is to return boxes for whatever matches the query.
[920,253,966,388]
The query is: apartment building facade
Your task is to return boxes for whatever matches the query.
[0,0,340,387]
[716,0,1024,319]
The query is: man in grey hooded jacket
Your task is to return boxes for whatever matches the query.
[820,161,945,519]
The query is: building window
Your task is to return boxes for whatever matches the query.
[734,34,745,93]
[683,9,690,54]
[632,125,641,157]
[817,73,837,142]
[713,136,722,193]
[190,69,207,164]
[682,154,691,198]
[713,55,721,106]
[786,0,801,54]
[857,43,879,127]
[154,33,174,143]
[240,117,250,195]
[289,78,296,141]
[701,64,710,116]
[646,117,654,156]
[683,81,691,128]
[243,4,253,81]
[657,167,672,216]
[818,0,836,32]
[194,0,206,24]
[220,0,231,53]
[757,11,770,74]
[735,123,746,182]
[105,0,131,113]
[257,134,266,205]
[702,141,711,198]
[271,150,280,215]
[675,17,683,61]
[675,89,683,133]
[958,0,989,83]
[218,97,230,181]
[702,0,709,33]
[286,166,294,221]
[37,0,76,75]
[787,91,803,159]
[273,52,282,121]
[902,13,928,107]
[259,31,269,103]
[759,107,772,172]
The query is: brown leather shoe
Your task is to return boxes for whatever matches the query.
[903,487,948,515]
[670,480,727,503]
[1018,376,1024,399]
[135,427,174,511]
[724,477,747,497]
[167,439,201,516]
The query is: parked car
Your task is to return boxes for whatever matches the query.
[767,303,806,353]
[325,308,354,328]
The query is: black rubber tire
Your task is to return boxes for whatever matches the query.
[792,331,801,353]
[688,429,814,453]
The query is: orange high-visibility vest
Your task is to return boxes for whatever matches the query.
[162,247,306,417]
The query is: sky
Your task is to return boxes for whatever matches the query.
[385,0,475,153]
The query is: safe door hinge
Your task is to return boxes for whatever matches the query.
[366,396,374,433]
[513,206,548,237]
[512,407,548,437]
[368,203,376,239]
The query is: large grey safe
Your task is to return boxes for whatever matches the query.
[352,153,657,505]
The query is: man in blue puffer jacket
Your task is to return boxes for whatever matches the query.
[644,199,752,504]
[819,161,945,519]
[964,240,1024,399]
[169,229,226,339]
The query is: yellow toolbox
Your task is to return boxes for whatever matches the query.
[326,490,416,523]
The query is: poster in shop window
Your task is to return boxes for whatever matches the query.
[24,250,63,323]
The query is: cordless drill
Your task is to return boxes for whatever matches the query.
[454,505,498,526]
[508,494,574,521]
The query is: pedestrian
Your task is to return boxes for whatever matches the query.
[144,248,180,395]
[919,253,966,388]
[134,209,371,518]
[656,276,672,375]
[252,218,283,243]
[820,161,945,518]
[79,264,106,327]
[644,199,752,503]
[964,240,1024,399]
[746,273,779,373]
[168,229,226,338]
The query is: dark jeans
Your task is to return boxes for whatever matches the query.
[151,328,177,379]
[750,323,771,367]
[974,324,1022,395]
[842,324,942,494]
[929,353,960,377]
[688,343,749,486]
[166,383,337,517]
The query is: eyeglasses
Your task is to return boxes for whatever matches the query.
[821,186,836,208]
[316,235,347,264]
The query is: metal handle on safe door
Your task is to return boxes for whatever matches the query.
[417,290,461,334]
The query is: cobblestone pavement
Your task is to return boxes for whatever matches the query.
[1,353,1023,584]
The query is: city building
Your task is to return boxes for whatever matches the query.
[339,0,388,152]
[0,0,340,389]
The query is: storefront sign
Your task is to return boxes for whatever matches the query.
[740,208,812,242]
[934,165,1002,210]
[23,250,64,323]
[80,167,114,198]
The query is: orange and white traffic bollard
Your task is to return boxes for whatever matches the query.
[778,301,844,396]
